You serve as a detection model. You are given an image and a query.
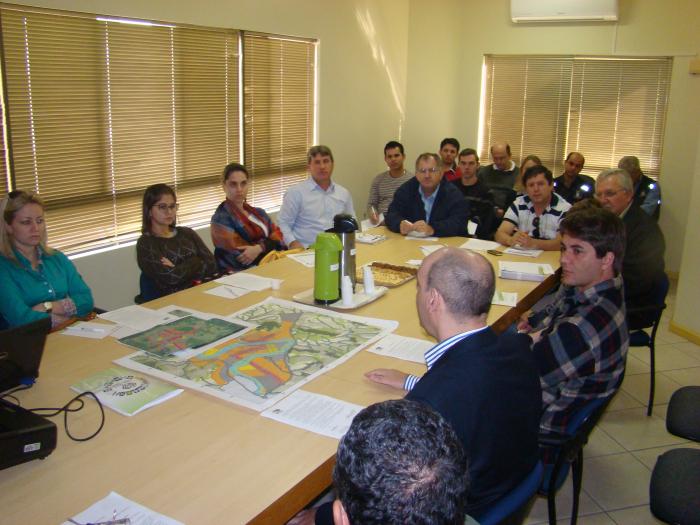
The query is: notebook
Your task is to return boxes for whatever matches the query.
[0,317,51,393]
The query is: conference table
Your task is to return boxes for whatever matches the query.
[0,228,560,525]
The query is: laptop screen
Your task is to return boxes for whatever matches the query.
[0,317,51,393]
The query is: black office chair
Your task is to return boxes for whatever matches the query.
[649,386,700,525]
[537,395,616,525]
[626,272,669,416]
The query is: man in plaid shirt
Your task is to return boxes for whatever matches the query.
[518,205,629,436]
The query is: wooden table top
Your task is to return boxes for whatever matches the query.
[0,228,560,525]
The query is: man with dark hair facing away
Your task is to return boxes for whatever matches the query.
[332,399,470,525]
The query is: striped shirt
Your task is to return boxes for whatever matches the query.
[529,275,628,435]
[503,193,571,240]
[367,170,413,215]
[403,326,490,391]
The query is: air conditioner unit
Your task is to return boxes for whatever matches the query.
[511,0,618,23]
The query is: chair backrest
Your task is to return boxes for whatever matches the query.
[476,461,543,525]
[627,272,669,330]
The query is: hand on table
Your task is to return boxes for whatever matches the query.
[399,220,414,235]
[413,220,434,236]
[237,245,263,266]
[365,368,409,390]
[288,240,304,250]
[511,231,531,248]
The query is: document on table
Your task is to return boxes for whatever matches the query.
[262,390,363,439]
[459,238,501,252]
[62,491,184,525]
[356,232,387,244]
[360,214,384,231]
[366,333,433,363]
[99,306,177,330]
[499,261,554,282]
[405,232,439,241]
[420,244,444,256]
[503,247,543,258]
[204,285,252,299]
[406,259,423,266]
[287,251,316,268]
[215,272,282,291]
[62,321,117,339]
[492,290,518,307]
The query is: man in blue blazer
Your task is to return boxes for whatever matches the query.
[366,247,541,519]
[385,153,470,237]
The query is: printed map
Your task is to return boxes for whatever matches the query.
[115,298,396,411]
[118,316,248,356]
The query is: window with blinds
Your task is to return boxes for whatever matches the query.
[479,55,672,180]
[243,33,316,210]
[0,5,316,254]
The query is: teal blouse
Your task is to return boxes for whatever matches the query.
[0,247,94,329]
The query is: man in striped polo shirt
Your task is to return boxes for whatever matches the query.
[495,164,571,251]
[366,141,413,225]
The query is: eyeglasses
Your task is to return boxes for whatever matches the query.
[594,189,625,199]
[416,168,440,175]
[153,203,179,212]
[532,216,541,239]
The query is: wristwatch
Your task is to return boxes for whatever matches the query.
[43,301,53,313]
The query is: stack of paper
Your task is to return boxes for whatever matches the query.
[356,232,387,244]
[459,238,501,252]
[503,246,543,257]
[498,261,554,282]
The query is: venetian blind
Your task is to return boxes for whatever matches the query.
[243,33,315,210]
[0,5,239,253]
[480,55,671,180]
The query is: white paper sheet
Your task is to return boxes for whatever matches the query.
[62,321,117,339]
[405,232,439,241]
[492,291,518,307]
[365,333,433,363]
[419,244,444,256]
[406,259,423,266]
[261,390,363,439]
[98,306,176,330]
[360,213,384,231]
[287,251,316,268]
[503,247,543,258]
[215,272,282,291]
[499,261,554,281]
[62,491,184,525]
[356,232,387,244]
[204,285,252,299]
[459,238,501,252]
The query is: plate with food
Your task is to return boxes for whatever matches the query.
[356,261,418,287]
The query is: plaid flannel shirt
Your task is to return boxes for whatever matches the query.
[530,275,628,436]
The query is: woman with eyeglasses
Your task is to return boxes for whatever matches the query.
[210,163,286,272]
[136,184,216,299]
[0,191,94,329]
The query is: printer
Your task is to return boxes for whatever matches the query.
[0,399,57,470]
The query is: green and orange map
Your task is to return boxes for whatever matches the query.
[115,298,396,411]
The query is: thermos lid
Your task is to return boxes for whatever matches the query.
[331,214,358,233]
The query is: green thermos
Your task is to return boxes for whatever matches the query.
[313,232,343,305]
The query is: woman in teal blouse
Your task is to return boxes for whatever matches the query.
[0,191,94,329]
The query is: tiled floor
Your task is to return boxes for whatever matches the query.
[525,281,700,524]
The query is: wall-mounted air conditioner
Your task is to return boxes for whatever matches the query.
[511,0,618,23]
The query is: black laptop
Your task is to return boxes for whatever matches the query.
[0,317,51,393]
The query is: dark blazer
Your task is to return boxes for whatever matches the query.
[385,177,470,237]
[623,203,666,329]
[406,328,541,518]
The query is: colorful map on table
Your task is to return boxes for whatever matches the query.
[115,298,397,411]
[118,316,248,356]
